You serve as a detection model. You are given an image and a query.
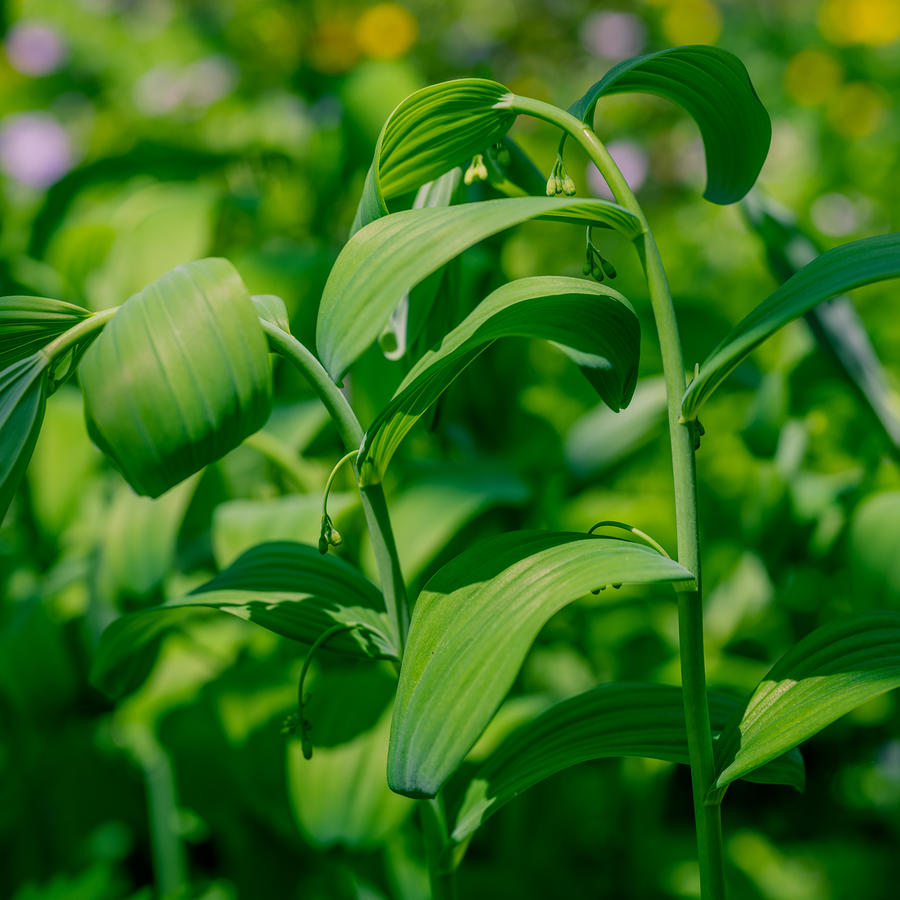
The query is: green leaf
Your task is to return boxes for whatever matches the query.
[387,531,693,798]
[359,276,640,482]
[711,611,900,794]
[0,296,90,370]
[318,198,643,383]
[568,46,770,205]
[80,258,273,498]
[91,541,397,698]
[450,684,804,852]
[353,78,515,232]
[251,293,291,334]
[682,234,900,422]
[0,354,50,520]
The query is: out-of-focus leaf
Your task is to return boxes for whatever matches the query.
[567,46,770,205]
[682,234,900,422]
[96,476,199,607]
[387,531,693,798]
[359,277,641,482]
[251,293,291,333]
[744,192,900,452]
[449,684,804,855]
[318,197,643,383]
[212,492,358,569]
[849,491,900,606]
[91,542,396,698]
[0,354,50,521]
[0,296,90,370]
[711,611,900,794]
[565,376,667,476]
[288,667,414,848]
[80,258,273,498]
[353,78,515,231]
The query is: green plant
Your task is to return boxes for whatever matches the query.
[3,43,900,899]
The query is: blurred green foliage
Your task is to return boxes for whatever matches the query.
[2,0,900,898]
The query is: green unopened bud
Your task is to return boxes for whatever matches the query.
[546,175,558,197]
[582,261,592,276]
[475,156,488,181]
[319,513,342,553]
[496,145,511,166]
[600,257,617,279]
[318,535,329,555]
[301,738,313,760]
[563,176,576,196]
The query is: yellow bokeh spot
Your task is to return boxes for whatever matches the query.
[827,81,888,137]
[784,49,844,106]
[818,0,900,46]
[662,0,723,46]
[308,19,359,75]
[355,3,418,60]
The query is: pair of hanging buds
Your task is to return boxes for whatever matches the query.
[318,449,357,555]
[464,153,489,186]
[583,227,617,283]
[546,155,576,197]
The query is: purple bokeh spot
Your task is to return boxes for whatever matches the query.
[0,114,73,188]
[4,21,67,77]
[587,140,648,200]
[580,12,646,61]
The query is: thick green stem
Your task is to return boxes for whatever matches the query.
[261,321,409,653]
[421,798,457,900]
[509,95,723,897]
[42,306,119,360]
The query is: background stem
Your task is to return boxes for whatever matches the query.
[421,798,458,900]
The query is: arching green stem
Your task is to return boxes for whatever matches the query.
[507,95,723,898]
[588,520,671,559]
[43,306,119,359]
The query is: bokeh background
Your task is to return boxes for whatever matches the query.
[3,0,900,898]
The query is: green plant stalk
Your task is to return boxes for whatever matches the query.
[508,95,724,897]
[421,797,457,900]
[42,306,119,359]
[261,320,410,653]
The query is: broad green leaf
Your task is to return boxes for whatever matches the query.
[0,354,50,520]
[353,78,515,232]
[565,376,667,476]
[0,296,90,370]
[711,611,900,794]
[91,541,397,698]
[682,234,900,422]
[288,667,414,848]
[318,198,643,383]
[568,46,770,205]
[450,684,804,852]
[80,258,273,498]
[387,531,693,798]
[359,277,640,482]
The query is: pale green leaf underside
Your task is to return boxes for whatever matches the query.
[568,45,770,205]
[682,234,900,422]
[354,78,515,232]
[80,258,273,498]
[91,541,397,698]
[318,198,642,383]
[0,295,90,371]
[387,531,693,798]
[712,610,900,792]
[359,276,640,482]
[451,684,804,847]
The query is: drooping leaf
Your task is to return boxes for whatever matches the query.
[0,296,90,370]
[682,234,900,422]
[359,277,641,482]
[251,293,291,334]
[711,611,900,794]
[567,45,770,205]
[0,354,50,520]
[387,531,693,798]
[449,684,804,854]
[80,258,273,497]
[91,541,397,698]
[353,78,515,232]
[318,198,643,383]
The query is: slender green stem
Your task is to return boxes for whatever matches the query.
[509,95,723,897]
[42,306,119,360]
[323,450,359,516]
[588,520,671,559]
[261,320,410,654]
[421,797,457,900]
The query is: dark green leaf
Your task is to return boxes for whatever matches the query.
[353,78,515,232]
[0,354,50,520]
[0,296,90,371]
[80,258,273,497]
[711,611,900,793]
[91,541,397,698]
[359,276,640,482]
[318,197,643,383]
[387,531,693,798]
[568,46,770,204]
[682,234,900,422]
